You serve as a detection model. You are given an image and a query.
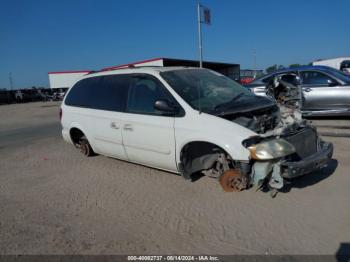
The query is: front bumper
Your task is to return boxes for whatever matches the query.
[281,141,333,179]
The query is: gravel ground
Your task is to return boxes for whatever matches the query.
[0,102,349,255]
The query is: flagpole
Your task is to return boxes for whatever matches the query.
[197,1,203,68]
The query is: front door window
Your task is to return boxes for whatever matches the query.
[127,76,168,115]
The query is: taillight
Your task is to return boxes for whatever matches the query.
[59,108,62,120]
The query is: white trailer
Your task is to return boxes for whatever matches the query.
[48,70,91,90]
[313,57,350,72]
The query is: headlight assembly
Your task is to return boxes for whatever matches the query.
[247,138,295,160]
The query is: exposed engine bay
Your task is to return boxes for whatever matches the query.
[221,104,281,134]
[225,73,303,135]
[202,74,333,197]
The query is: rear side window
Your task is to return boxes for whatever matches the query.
[90,75,129,111]
[300,71,334,85]
[65,75,129,111]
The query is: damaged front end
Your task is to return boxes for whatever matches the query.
[214,75,333,196]
[243,75,333,195]
[242,126,333,195]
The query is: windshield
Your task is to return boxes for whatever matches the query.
[160,69,254,112]
[325,68,350,83]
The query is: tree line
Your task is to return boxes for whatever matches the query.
[265,63,312,73]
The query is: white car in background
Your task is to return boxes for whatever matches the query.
[60,67,333,196]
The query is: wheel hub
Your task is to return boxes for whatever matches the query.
[219,169,246,192]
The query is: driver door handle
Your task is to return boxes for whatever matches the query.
[303,87,312,92]
[110,122,120,129]
[123,124,134,131]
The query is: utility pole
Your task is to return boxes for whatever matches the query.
[9,72,13,90]
[197,1,210,68]
[197,1,203,68]
[253,49,257,78]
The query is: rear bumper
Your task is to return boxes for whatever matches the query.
[281,141,333,178]
[62,129,73,144]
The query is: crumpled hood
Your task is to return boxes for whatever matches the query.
[208,95,280,134]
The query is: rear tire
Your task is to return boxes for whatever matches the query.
[78,136,94,157]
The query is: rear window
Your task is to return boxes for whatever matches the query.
[65,75,129,111]
[65,77,101,108]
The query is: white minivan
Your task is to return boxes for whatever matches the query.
[61,67,333,195]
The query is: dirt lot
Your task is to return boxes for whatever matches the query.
[0,102,349,255]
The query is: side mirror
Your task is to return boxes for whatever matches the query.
[154,99,178,114]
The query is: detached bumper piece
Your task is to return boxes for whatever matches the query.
[281,141,333,179]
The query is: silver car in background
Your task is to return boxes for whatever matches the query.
[246,66,350,116]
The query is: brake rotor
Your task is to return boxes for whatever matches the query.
[219,169,246,192]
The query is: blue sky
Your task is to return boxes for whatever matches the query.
[0,0,349,88]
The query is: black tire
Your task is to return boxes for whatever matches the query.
[79,136,94,157]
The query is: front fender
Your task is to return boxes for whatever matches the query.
[176,135,251,163]
[175,112,256,162]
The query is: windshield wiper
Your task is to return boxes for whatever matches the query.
[214,93,246,112]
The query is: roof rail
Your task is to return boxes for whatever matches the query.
[102,64,135,71]
[100,57,163,71]
[91,65,164,74]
